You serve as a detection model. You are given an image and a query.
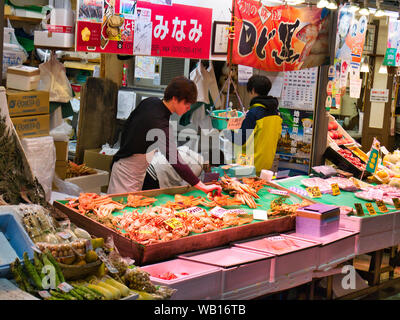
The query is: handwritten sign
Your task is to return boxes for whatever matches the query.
[354,203,365,216]
[227,116,245,130]
[164,218,183,229]
[268,189,289,196]
[392,198,400,210]
[306,186,322,198]
[331,183,341,196]
[365,203,377,215]
[376,200,388,213]
[209,206,228,219]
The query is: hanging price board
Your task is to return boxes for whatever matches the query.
[365,203,377,215]
[392,198,400,210]
[236,154,254,166]
[354,203,365,216]
[306,186,322,198]
[331,183,341,196]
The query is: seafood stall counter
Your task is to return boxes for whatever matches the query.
[53,178,312,265]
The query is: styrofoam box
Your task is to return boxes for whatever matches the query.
[393,228,400,246]
[221,280,273,300]
[141,259,223,300]
[339,213,395,236]
[356,230,394,255]
[286,229,358,271]
[34,30,74,48]
[65,169,109,194]
[178,247,274,293]
[269,269,313,294]
[6,65,40,91]
[233,234,319,282]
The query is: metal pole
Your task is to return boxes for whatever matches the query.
[0,0,4,85]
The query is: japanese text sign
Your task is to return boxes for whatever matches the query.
[136,1,212,59]
[231,0,329,71]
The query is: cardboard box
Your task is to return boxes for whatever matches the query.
[11,114,50,138]
[54,141,68,161]
[55,160,68,180]
[7,90,49,117]
[83,149,114,172]
[65,169,109,194]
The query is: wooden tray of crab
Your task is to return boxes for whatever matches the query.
[53,177,314,265]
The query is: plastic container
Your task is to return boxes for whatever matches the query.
[141,259,223,300]
[178,247,274,293]
[0,214,35,278]
[339,212,395,236]
[356,230,394,255]
[233,234,319,281]
[210,110,244,130]
[296,204,340,238]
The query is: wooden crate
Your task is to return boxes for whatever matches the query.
[53,185,296,265]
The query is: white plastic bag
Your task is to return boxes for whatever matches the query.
[37,52,73,103]
[53,176,83,196]
[50,121,73,142]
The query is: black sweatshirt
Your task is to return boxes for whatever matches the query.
[113,97,200,186]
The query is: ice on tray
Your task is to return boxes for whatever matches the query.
[0,232,18,266]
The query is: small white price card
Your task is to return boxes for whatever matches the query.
[253,209,268,221]
[268,189,288,196]
[58,282,73,293]
[209,206,228,218]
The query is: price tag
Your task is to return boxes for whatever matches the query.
[38,290,51,299]
[164,218,183,230]
[85,239,93,252]
[354,203,365,216]
[227,116,244,130]
[331,183,341,196]
[375,200,388,213]
[268,189,289,196]
[365,203,377,215]
[209,206,228,218]
[252,209,268,220]
[236,154,253,166]
[58,282,73,293]
[392,198,400,210]
[306,186,322,198]
[95,248,119,274]
[181,207,204,216]
[268,236,286,241]
[56,232,71,240]
[226,209,248,215]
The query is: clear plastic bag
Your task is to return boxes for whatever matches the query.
[53,175,83,196]
[37,52,73,103]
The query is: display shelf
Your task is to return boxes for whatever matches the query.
[4,15,42,24]
[64,61,99,71]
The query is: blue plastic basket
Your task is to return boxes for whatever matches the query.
[210,110,244,130]
[0,213,35,278]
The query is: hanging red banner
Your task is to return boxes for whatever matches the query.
[231,0,330,72]
[136,1,212,59]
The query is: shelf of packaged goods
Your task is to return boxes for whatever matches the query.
[63,61,99,71]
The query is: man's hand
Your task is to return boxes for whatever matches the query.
[195,181,222,196]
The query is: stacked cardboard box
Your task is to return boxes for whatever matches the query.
[54,141,68,179]
[7,90,50,139]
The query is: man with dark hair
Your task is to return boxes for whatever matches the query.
[230,74,282,175]
[108,76,222,195]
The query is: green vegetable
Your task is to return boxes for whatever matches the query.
[42,255,61,286]
[23,252,43,290]
[45,250,65,283]
[10,259,26,291]
[69,289,84,300]
[46,296,64,300]
[49,290,77,300]
[12,258,35,294]
[34,252,45,280]
[72,285,98,300]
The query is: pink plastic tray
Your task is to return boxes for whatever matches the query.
[356,230,394,255]
[233,234,319,281]
[178,247,274,293]
[285,229,358,271]
[141,258,223,300]
[269,269,313,294]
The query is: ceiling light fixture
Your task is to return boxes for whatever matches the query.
[359,0,370,15]
[349,0,360,12]
[375,0,385,17]
[317,0,330,8]
[327,1,338,9]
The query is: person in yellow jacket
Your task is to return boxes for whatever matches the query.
[230,75,282,175]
